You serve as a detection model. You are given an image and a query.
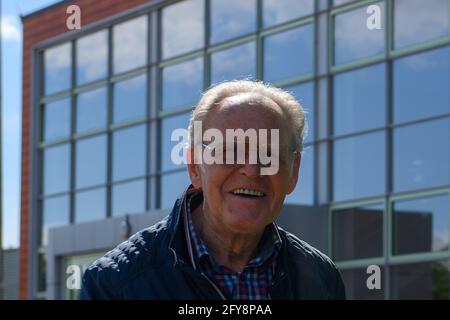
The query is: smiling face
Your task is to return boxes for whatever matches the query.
[187,93,301,235]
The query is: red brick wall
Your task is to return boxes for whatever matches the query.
[20,0,153,300]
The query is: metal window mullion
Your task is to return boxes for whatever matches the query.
[70,40,77,225]
[106,26,114,219]
[256,0,263,80]
[384,49,393,299]
[156,8,163,209]
[204,0,210,88]
[146,12,152,211]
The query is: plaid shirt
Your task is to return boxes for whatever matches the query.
[184,190,282,300]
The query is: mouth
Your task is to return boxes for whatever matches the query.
[230,188,266,199]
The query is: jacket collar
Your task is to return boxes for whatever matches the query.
[167,185,198,265]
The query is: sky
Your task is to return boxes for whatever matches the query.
[1,0,62,249]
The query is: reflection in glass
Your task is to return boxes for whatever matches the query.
[393,118,450,192]
[113,125,147,182]
[285,82,314,143]
[44,43,71,95]
[162,0,204,58]
[162,58,203,110]
[112,179,146,217]
[160,171,190,209]
[341,267,385,300]
[76,87,107,133]
[161,113,191,172]
[284,145,314,205]
[333,204,384,261]
[263,0,314,28]
[113,16,147,74]
[75,135,107,189]
[393,195,449,255]
[264,24,313,83]
[210,0,256,44]
[43,144,70,195]
[334,2,385,65]
[394,0,449,49]
[391,260,450,300]
[210,42,256,84]
[334,63,386,135]
[77,30,108,85]
[42,195,69,245]
[43,97,71,142]
[333,132,386,201]
[113,74,147,124]
[394,47,450,123]
[75,188,106,223]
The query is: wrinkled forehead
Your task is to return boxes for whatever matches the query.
[220,93,282,113]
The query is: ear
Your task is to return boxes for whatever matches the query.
[287,153,301,194]
[186,147,202,189]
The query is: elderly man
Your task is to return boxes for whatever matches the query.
[81,80,345,300]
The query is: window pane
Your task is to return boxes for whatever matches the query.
[286,82,314,143]
[333,204,384,261]
[76,30,108,85]
[162,0,204,58]
[333,132,386,201]
[341,267,385,300]
[334,2,385,65]
[113,74,147,124]
[76,87,107,134]
[162,58,203,110]
[334,63,386,135]
[75,188,106,223]
[211,42,256,84]
[393,118,450,193]
[393,195,449,255]
[113,16,147,74]
[113,125,147,181]
[391,260,450,300]
[160,171,190,209]
[42,195,70,246]
[43,144,70,195]
[264,24,313,83]
[210,0,256,44]
[394,47,450,123]
[75,135,107,189]
[161,113,191,172]
[394,0,449,49]
[284,145,314,205]
[263,0,314,28]
[44,43,71,95]
[112,179,146,217]
[43,97,71,142]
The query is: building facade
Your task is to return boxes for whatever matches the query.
[20,0,450,299]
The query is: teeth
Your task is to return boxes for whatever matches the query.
[232,188,264,197]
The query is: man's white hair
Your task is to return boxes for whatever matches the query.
[188,80,307,153]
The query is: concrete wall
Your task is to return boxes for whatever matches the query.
[46,209,169,299]
[2,249,20,300]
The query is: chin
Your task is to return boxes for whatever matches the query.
[223,207,271,233]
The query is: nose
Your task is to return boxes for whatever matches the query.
[238,163,260,178]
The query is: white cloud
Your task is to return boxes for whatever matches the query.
[395,0,449,49]
[335,4,385,61]
[162,0,204,58]
[1,16,22,42]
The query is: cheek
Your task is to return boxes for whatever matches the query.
[199,166,230,195]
